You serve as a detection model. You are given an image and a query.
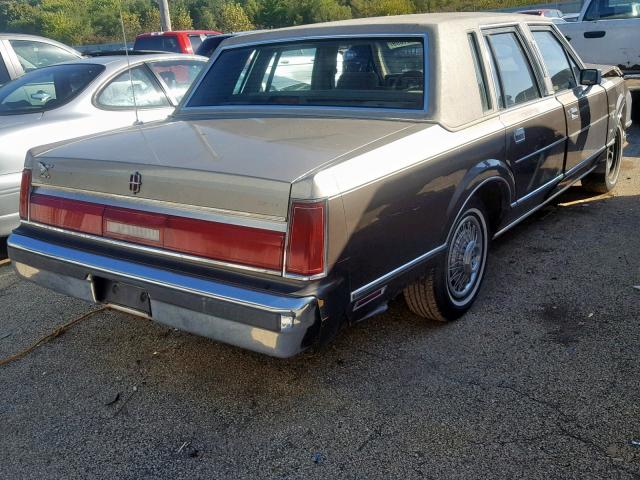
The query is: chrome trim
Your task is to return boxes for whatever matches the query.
[180,33,430,117]
[569,113,609,138]
[514,136,567,165]
[353,286,387,311]
[495,159,602,238]
[564,145,606,178]
[350,244,446,302]
[8,233,313,315]
[32,185,287,228]
[23,221,284,277]
[511,174,563,207]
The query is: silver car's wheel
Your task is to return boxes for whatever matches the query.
[404,200,489,321]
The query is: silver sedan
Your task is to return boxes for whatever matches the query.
[0,53,207,236]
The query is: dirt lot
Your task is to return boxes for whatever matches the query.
[1,127,639,480]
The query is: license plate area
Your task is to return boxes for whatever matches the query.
[92,277,151,316]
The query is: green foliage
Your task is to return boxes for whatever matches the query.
[218,2,254,31]
[0,0,558,45]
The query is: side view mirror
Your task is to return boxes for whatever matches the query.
[580,69,602,86]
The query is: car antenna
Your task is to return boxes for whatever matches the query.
[119,3,141,126]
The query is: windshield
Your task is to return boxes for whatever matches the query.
[0,63,104,115]
[134,36,181,53]
[187,37,425,111]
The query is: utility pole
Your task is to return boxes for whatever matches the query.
[158,0,172,32]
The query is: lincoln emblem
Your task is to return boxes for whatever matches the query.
[129,172,142,194]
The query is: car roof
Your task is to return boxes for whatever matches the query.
[223,12,553,47]
[137,30,221,37]
[30,54,207,76]
[0,33,81,54]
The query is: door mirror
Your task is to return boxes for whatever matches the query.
[580,69,602,86]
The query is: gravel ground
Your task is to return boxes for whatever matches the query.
[0,126,639,480]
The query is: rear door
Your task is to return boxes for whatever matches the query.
[484,27,566,201]
[530,27,608,175]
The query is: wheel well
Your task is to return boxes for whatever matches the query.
[474,180,509,234]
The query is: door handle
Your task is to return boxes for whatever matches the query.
[514,128,526,144]
[584,31,606,38]
[569,107,579,120]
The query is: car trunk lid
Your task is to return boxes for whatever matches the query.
[28,117,416,218]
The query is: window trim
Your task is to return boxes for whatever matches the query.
[468,32,492,112]
[93,62,172,111]
[179,33,430,117]
[529,26,580,94]
[481,26,544,111]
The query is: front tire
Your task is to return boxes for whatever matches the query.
[404,200,489,321]
[582,126,623,194]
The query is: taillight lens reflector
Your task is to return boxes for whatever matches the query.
[19,169,32,220]
[103,207,165,247]
[285,201,326,276]
[165,216,285,271]
[30,194,104,235]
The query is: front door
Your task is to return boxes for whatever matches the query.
[530,28,608,175]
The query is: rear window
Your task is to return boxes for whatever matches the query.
[134,35,181,53]
[148,59,206,102]
[187,37,425,110]
[0,63,104,115]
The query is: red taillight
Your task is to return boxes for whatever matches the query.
[165,216,285,271]
[30,194,104,235]
[285,200,326,276]
[19,169,31,220]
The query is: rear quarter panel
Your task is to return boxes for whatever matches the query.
[322,119,509,294]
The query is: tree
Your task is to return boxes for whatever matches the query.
[171,1,195,29]
[218,2,254,31]
[351,0,415,17]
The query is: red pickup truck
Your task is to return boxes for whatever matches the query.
[134,30,221,54]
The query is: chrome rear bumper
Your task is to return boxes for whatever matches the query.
[8,232,319,358]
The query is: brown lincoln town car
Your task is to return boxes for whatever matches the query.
[8,13,633,357]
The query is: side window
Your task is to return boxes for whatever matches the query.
[586,0,640,20]
[262,48,316,92]
[9,40,78,72]
[468,33,491,111]
[97,66,169,108]
[0,57,10,86]
[189,35,203,52]
[532,31,577,92]
[486,32,540,108]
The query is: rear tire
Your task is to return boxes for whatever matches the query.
[582,126,623,194]
[404,199,489,321]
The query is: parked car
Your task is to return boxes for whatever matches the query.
[557,0,640,96]
[0,33,81,87]
[519,8,563,17]
[8,13,632,357]
[0,54,206,237]
[134,31,222,54]
[195,34,235,57]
